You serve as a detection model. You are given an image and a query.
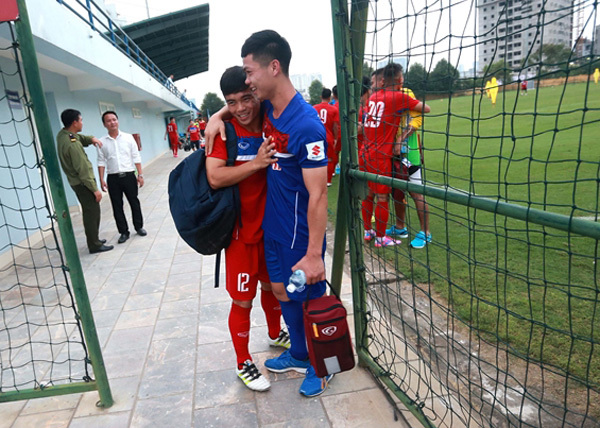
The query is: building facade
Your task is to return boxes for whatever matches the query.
[477,0,573,72]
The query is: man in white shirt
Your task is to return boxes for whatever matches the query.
[97,111,147,244]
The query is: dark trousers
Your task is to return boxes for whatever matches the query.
[72,184,102,251]
[107,172,143,235]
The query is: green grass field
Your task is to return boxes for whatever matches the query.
[330,81,600,390]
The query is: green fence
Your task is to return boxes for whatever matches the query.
[330,1,600,426]
[0,0,112,406]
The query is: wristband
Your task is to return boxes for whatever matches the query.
[138,174,144,178]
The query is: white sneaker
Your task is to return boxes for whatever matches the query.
[236,360,271,391]
[267,329,291,349]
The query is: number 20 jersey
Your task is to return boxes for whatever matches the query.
[363,89,419,157]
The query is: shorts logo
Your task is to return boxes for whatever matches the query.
[305,140,326,161]
[321,326,337,336]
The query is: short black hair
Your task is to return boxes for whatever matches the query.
[321,88,332,99]
[60,109,81,128]
[169,117,175,121]
[220,66,249,97]
[101,110,118,124]
[241,30,292,76]
[383,63,403,85]
[332,85,338,98]
[361,75,371,96]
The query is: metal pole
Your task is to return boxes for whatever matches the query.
[329,0,370,351]
[14,0,113,407]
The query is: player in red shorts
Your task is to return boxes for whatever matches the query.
[206,66,288,392]
[313,88,340,186]
[521,80,528,95]
[363,63,430,247]
[164,117,179,157]
[186,119,201,151]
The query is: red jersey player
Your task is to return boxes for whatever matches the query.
[363,63,430,247]
[313,88,340,185]
[164,117,179,157]
[206,66,287,392]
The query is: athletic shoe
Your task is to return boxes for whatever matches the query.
[385,225,409,238]
[264,349,310,374]
[364,229,376,242]
[236,360,271,392]
[327,182,332,187]
[268,329,291,349]
[299,365,334,397]
[374,236,401,248]
[410,231,432,249]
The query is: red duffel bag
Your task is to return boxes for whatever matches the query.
[303,282,355,378]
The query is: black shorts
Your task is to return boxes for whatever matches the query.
[200,129,205,137]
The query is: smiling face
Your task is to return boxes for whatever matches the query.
[225,88,261,130]
[243,54,275,101]
[102,113,119,134]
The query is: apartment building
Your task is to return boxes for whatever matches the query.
[477,0,573,71]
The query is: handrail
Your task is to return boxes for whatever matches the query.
[54,0,199,112]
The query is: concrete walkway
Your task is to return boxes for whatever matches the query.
[1,149,412,428]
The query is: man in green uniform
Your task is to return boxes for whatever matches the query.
[57,109,113,254]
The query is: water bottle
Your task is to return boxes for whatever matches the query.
[287,269,306,293]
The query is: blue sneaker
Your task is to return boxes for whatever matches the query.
[386,225,409,238]
[410,231,432,249]
[264,350,310,374]
[299,365,334,397]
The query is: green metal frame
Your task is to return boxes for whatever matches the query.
[329,1,600,427]
[329,1,436,426]
[1,0,113,407]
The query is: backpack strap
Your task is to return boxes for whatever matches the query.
[214,251,221,288]
[223,121,242,230]
[224,121,238,166]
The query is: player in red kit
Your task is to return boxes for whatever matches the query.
[164,117,179,157]
[363,63,430,247]
[206,66,289,392]
[313,88,339,186]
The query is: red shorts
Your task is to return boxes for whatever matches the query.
[363,152,392,194]
[168,134,179,147]
[225,238,270,301]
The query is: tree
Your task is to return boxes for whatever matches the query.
[405,63,427,98]
[308,79,324,105]
[362,61,374,80]
[200,92,225,117]
[428,59,459,94]
[522,43,573,77]
[483,59,511,83]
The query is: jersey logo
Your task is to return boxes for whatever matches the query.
[263,115,289,153]
[306,140,326,161]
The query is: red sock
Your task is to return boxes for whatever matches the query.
[327,160,335,183]
[228,303,251,368]
[362,196,374,230]
[375,200,389,237]
[261,289,282,339]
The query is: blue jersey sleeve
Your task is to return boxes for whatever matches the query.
[291,111,328,169]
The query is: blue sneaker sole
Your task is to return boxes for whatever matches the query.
[299,373,335,397]
[264,363,309,374]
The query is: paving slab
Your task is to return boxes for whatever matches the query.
[0,151,410,427]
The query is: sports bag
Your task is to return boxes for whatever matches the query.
[303,282,355,378]
[168,122,239,286]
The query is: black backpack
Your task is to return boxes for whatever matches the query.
[168,122,240,286]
